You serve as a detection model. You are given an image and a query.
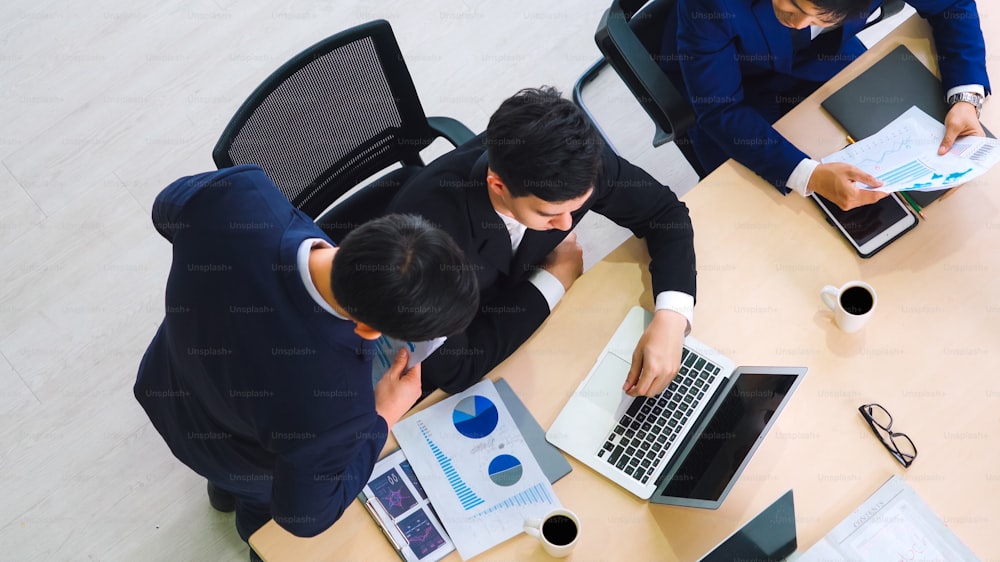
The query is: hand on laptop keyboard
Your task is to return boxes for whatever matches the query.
[623,309,687,398]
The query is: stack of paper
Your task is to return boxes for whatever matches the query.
[392,380,560,560]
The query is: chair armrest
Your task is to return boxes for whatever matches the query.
[863,0,905,29]
[427,116,476,147]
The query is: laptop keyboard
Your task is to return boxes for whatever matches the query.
[596,347,721,484]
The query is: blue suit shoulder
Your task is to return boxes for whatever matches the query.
[152,165,283,241]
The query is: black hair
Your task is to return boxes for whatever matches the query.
[330,214,479,342]
[485,86,604,202]
[809,0,872,22]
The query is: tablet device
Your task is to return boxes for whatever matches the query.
[811,193,917,258]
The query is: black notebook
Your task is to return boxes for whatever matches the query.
[820,45,991,208]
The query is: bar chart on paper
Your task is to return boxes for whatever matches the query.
[393,380,561,559]
[417,421,485,510]
[822,107,1000,193]
[475,482,556,517]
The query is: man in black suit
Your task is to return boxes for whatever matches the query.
[389,87,697,398]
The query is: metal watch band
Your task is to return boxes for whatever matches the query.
[948,91,983,118]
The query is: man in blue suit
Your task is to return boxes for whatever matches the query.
[134,165,479,558]
[660,0,990,210]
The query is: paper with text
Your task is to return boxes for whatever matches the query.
[797,475,979,561]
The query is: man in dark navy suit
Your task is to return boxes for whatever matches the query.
[660,0,990,209]
[134,165,478,558]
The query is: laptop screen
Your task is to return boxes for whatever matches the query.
[699,490,797,561]
[655,371,798,502]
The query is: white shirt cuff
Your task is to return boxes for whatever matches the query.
[654,291,694,335]
[945,84,986,100]
[527,268,565,312]
[786,158,819,197]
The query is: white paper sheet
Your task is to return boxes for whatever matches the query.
[822,106,1000,193]
[797,475,979,562]
[371,336,446,386]
[392,380,560,560]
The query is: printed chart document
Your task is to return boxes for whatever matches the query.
[371,336,446,386]
[823,106,1000,193]
[393,379,560,560]
[359,449,455,562]
[798,475,979,561]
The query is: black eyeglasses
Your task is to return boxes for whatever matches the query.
[858,403,917,467]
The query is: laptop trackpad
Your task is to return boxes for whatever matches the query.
[581,353,632,416]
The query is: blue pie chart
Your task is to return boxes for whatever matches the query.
[452,395,498,438]
[488,454,523,487]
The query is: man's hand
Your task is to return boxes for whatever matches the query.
[938,101,984,155]
[623,310,687,398]
[374,349,422,432]
[540,232,584,291]
[808,162,889,211]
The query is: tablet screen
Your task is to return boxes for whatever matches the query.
[815,193,910,248]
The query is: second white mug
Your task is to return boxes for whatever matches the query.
[523,508,580,558]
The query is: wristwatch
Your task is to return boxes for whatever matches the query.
[947,91,984,118]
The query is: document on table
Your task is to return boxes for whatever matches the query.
[822,106,1000,193]
[359,449,456,562]
[797,475,979,562]
[392,379,561,560]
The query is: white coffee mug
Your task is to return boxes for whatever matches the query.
[523,508,580,558]
[821,281,877,333]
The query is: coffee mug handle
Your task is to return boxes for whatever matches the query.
[820,285,839,311]
[523,518,542,539]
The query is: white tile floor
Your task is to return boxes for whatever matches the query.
[0,1,912,560]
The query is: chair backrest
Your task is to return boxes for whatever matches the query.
[868,0,905,27]
[213,20,437,219]
[595,0,693,144]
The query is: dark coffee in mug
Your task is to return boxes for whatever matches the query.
[840,286,874,315]
[542,514,578,546]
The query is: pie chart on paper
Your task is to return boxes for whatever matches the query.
[452,395,499,439]
[488,454,523,487]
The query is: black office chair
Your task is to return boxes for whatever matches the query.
[213,19,474,242]
[573,0,906,179]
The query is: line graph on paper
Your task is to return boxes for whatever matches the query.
[821,106,1000,193]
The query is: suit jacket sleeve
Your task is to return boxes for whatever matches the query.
[676,0,808,191]
[910,0,991,92]
[591,147,697,299]
[269,413,388,537]
[151,164,269,241]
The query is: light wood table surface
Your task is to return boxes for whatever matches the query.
[252,12,1000,562]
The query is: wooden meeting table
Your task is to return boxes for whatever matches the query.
[251,12,1000,561]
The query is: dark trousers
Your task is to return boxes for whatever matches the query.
[209,479,273,542]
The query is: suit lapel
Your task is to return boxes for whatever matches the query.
[467,154,512,276]
[752,0,794,74]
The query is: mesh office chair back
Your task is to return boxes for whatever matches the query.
[213,20,439,221]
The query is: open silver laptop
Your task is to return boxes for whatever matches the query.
[547,307,806,503]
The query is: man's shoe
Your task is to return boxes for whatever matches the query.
[207,482,236,513]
